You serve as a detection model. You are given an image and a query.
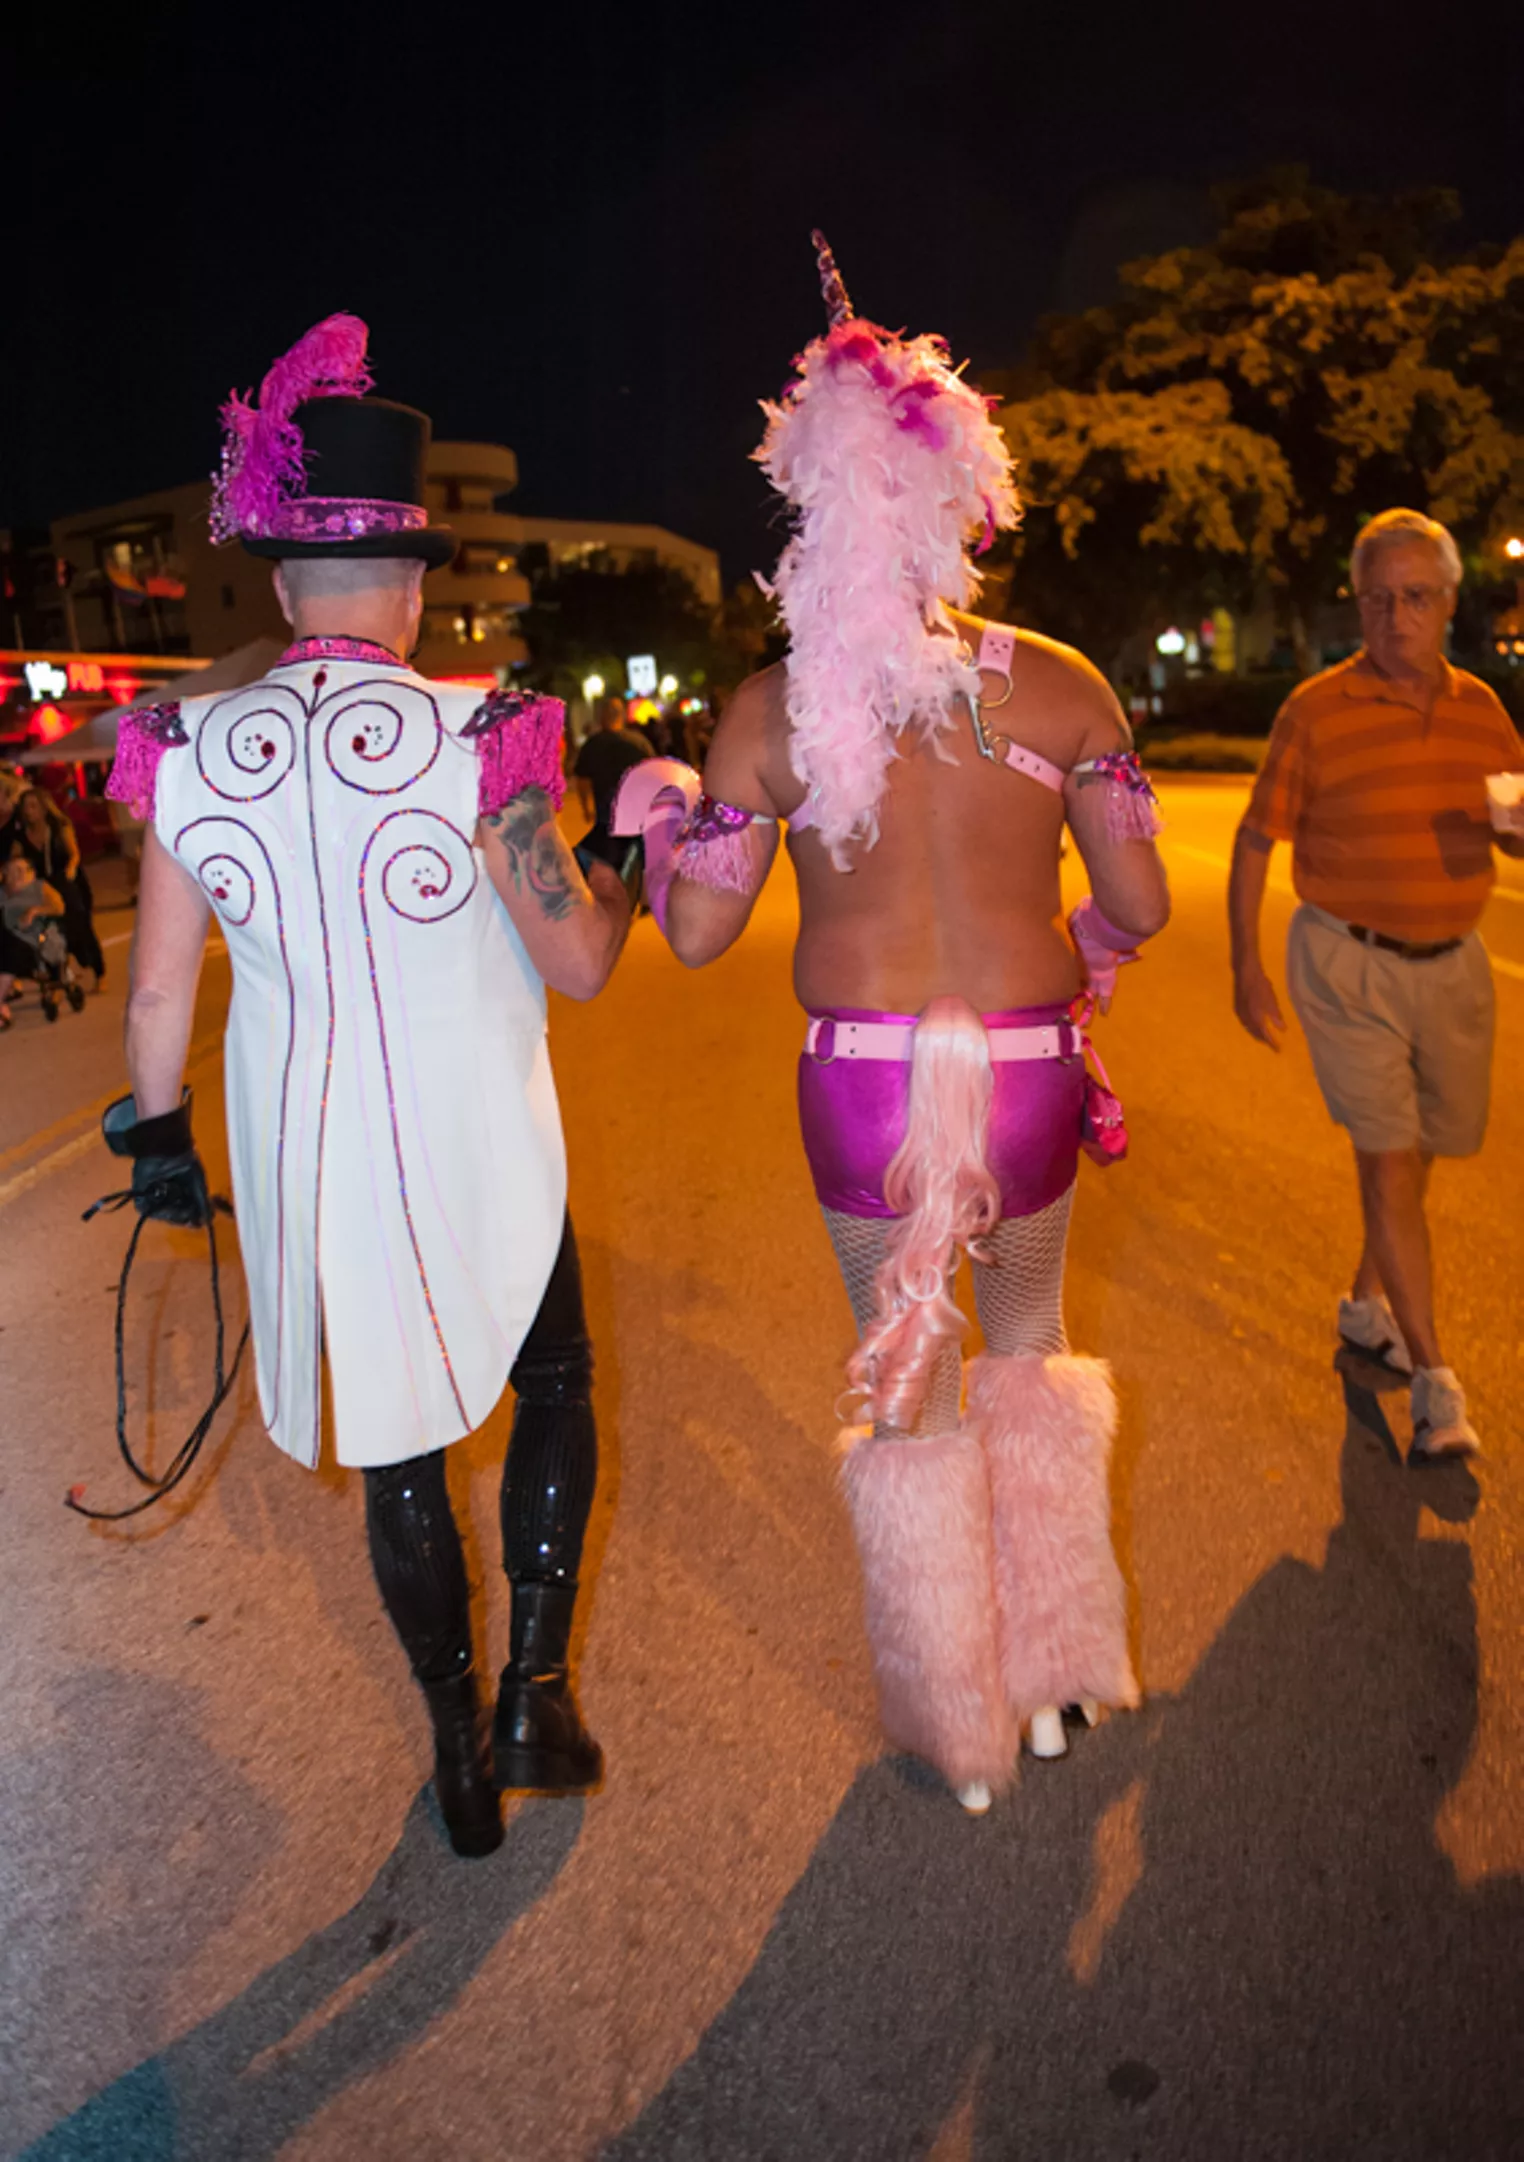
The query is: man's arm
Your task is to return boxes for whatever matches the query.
[1227,823,1287,1049]
[126,828,212,1115]
[478,786,631,999]
[666,674,782,969]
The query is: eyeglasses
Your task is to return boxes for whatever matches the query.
[1354,585,1449,616]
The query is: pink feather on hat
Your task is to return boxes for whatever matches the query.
[209,313,375,543]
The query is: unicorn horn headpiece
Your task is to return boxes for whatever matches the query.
[754,233,1021,868]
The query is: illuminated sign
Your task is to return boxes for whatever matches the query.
[626,653,658,695]
[68,661,106,692]
[1154,628,1186,657]
[23,659,68,700]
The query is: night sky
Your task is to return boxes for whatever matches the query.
[8,2,1522,584]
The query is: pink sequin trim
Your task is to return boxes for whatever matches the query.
[672,827,757,893]
[267,497,428,541]
[106,702,186,821]
[1088,751,1163,841]
[464,689,567,816]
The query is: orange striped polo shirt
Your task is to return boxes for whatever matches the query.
[1243,652,1524,941]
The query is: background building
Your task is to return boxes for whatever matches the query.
[26,445,719,690]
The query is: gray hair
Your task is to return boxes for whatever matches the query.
[275,555,424,602]
[1351,508,1462,591]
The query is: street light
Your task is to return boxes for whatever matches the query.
[583,673,605,703]
[1505,537,1524,560]
[659,673,679,699]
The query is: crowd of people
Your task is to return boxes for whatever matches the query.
[0,769,107,1029]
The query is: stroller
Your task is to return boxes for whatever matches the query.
[2,883,86,1023]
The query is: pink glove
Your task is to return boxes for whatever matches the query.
[610,758,701,934]
[1068,896,1142,1014]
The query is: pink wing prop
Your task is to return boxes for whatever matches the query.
[609,758,702,837]
[610,758,702,936]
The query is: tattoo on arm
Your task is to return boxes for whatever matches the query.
[485,787,580,922]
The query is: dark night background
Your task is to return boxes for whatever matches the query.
[6,1,1522,584]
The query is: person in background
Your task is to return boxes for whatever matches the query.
[1229,507,1524,1458]
[15,786,106,985]
[572,694,651,828]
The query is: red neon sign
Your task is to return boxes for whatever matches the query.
[67,660,106,692]
[32,704,71,744]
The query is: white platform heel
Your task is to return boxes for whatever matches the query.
[956,1781,993,1815]
[1026,1700,1100,1759]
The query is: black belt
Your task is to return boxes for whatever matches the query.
[1346,923,1464,961]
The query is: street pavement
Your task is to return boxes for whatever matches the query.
[1,781,1520,2161]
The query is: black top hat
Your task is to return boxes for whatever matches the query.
[241,398,456,568]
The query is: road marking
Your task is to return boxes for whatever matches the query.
[1171,842,1294,896]
[0,1034,226,1215]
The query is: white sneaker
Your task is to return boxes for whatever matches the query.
[1409,1366,1480,1460]
[1026,1707,1067,1759]
[1338,1295,1413,1376]
[956,1781,993,1814]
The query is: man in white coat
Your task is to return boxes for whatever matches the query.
[104,316,633,1856]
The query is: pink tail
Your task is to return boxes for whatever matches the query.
[846,997,999,1431]
[841,1428,1018,1789]
[968,1353,1139,1721]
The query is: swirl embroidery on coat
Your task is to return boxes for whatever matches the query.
[174,815,296,1426]
[357,810,479,1423]
[320,676,443,796]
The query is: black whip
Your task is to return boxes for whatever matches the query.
[67,1188,250,1521]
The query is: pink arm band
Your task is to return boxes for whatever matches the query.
[105,702,187,822]
[465,690,567,817]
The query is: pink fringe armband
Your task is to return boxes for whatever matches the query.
[672,829,758,893]
[1087,751,1162,841]
[105,702,187,821]
[465,690,567,817]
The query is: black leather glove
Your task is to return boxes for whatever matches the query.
[100,1091,214,1228]
[573,824,643,905]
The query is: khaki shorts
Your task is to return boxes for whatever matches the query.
[1285,904,1495,1156]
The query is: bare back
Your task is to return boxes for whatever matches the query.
[704,616,1147,1012]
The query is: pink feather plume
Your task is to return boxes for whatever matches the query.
[210,314,374,542]
[755,316,1021,868]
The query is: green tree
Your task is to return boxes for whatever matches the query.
[998,173,1524,672]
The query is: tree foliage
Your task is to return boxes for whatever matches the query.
[997,173,1524,666]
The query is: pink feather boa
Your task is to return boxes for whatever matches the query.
[755,318,1020,868]
[210,314,374,542]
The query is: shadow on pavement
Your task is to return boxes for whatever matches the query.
[607,1403,1522,2160]
[15,1791,584,2162]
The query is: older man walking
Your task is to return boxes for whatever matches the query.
[1229,508,1524,1457]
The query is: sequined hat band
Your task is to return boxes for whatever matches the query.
[264,496,430,542]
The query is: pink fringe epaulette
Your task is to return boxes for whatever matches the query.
[464,689,567,816]
[105,702,187,822]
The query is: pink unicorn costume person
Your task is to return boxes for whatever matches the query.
[103,316,634,1856]
[617,237,1170,1810]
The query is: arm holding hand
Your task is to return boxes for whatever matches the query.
[479,786,631,1000]
[665,674,783,969]
[126,829,210,1115]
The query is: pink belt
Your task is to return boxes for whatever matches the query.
[804,1014,1080,1063]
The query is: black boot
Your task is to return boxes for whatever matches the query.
[493,1582,603,1794]
[422,1669,504,1858]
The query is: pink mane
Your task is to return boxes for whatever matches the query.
[209,314,374,542]
[755,317,1020,869]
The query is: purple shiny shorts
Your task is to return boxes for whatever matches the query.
[798,1003,1085,1222]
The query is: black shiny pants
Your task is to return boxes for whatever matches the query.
[362,1215,597,1683]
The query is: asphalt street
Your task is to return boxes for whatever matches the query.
[2,781,1521,2161]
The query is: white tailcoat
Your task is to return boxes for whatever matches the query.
[152,653,566,1469]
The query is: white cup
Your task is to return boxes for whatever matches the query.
[1485,771,1524,832]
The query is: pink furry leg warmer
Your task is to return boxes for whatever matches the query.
[967,1354,1140,1722]
[840,1428,1018,1791]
